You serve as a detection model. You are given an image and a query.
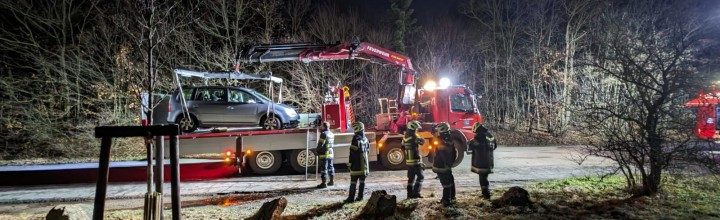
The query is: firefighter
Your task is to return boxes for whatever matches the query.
[402,120,425,199]
[468,122,497,199]
[316,121,335,188]
[345,122,370,203]
[432,122,457,206]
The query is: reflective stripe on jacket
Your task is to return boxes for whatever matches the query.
[432,134,456,173]
[317,130,334,159]
[468,131,496,174]
[401,131,425,165]
[349,133,369,176]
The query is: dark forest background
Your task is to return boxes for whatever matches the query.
[1,0,719,165]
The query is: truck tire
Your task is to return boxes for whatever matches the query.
[248,151,282,174]
[380,141,405,170]
[289,149,317,173]
[449,129,468,167]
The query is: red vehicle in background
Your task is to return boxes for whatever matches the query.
[685,90,720,140]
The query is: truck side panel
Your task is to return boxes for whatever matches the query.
[164,131,377,165]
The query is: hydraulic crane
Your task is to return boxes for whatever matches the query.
[236,40,483,168]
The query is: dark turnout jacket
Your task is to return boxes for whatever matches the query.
[348,132,369,176]
[468,131,497,174]
[401,130,425,165]
[432,133,456,173]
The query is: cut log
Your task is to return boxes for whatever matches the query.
[46,204,92,220]
[247,197,288,220]
[360,190,397,219]
[492,186,533,208]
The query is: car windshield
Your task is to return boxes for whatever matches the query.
[248,89,272,103]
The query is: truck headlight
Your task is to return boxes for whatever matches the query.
[284,108,297,117]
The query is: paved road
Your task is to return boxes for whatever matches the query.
[0,146,613,205]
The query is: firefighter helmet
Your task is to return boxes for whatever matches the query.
[472,122,484,133]
[436,122,451,133]
[320,121,330,130]
[352,122,365,132]
[408,120,422,130]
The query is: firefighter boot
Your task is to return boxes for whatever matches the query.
[355,182,365,201]
[450,184,457,203]
[316,177,327,189]
[406,185,414,199]
[328,175,335,186]
[441,187,452,206]
[344,184,356,203]
[412,182,424,198]
[481,186,491,200]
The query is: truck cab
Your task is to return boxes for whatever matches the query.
[415,85,482,139]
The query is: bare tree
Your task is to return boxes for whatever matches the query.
[579,0,715,196]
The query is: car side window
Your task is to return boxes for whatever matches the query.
[180,88,193,101]
[194,88,227,102]
[229,89,255,103]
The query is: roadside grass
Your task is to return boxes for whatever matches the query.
[2,175,717,219]
[302,175,717,219]
[410,175,720,220]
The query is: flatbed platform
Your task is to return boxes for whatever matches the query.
[0,159,235,186]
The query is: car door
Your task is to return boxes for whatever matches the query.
[226,89,259,124]
[190,87,229,123]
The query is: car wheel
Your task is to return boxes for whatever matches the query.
[176,114,198,133]
[248,151,282,175]
[261,115,282,130]
[289,149,317,173]
[380,141,405,170]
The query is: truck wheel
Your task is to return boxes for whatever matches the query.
[449,129,468,167]
[290,149,317,173]
[380,141,405,170]
[248,151,282,174]
[176,114,198,133]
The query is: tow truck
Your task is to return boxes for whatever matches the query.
[160,41,482,175]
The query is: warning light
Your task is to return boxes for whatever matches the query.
[246,149,251,155]
[225,151,232,157]
[379,143,383,148]
[224,158,230,162]
[433,141,439,145]
[428,146,432,149]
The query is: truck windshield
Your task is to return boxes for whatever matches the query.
[450,94,473,112]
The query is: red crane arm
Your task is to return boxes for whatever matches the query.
[237,41,416,85]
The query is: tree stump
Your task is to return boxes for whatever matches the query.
[247,197,288,220]
[360,190,397,219]
[492,186,533,208]
[46,204,92,220]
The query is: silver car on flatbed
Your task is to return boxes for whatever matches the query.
[168,86,299,132]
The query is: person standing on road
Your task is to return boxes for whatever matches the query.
[316,121,335,188]
[432,122,457,206]
[345,122,370,203]
[402,120,426,199]
[468,122,497,200]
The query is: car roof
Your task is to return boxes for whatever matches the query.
[185,86,255,92]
